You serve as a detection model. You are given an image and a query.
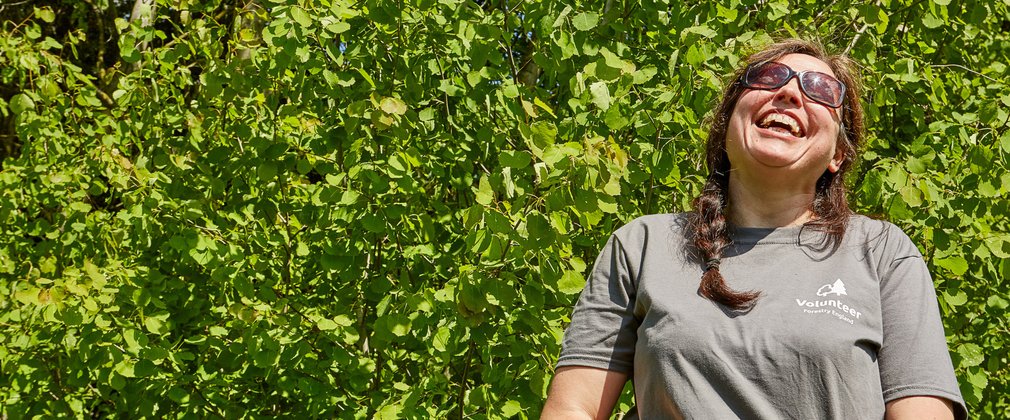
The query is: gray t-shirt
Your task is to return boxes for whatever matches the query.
[557,214,967,419]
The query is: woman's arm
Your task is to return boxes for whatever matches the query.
[884,396,955,420]
[540,366,628,420]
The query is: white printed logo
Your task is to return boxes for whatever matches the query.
[816,279,847,297]
[795,278,862,324]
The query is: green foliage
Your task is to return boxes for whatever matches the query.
[1,0,1007,417]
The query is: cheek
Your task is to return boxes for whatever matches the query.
[726,102,755,139]
[810,108,841,138]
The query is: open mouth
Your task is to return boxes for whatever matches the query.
[756,112,805,137]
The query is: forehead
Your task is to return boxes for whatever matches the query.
[775,53,835,77]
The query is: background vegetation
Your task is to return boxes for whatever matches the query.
[1,0,1007,417]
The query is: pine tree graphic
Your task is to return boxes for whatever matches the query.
[817,279,847,296]
[830,279,846,295]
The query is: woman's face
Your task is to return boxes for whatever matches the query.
[725,53,844,188]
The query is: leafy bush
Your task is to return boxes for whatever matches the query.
[1,0,1007,417]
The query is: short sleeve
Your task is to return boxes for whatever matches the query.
[877,228,968,419]
[556,234,639,373]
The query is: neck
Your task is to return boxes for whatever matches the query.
[727,171,817,228]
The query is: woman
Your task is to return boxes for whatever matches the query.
[542,39,967,419]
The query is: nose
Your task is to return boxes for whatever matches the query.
[773,76,804,107]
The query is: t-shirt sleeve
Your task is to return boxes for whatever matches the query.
[556,233,639,374]
[876,226,967,419]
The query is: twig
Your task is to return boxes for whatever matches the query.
[457,342,475,419]
[929,64,998,83]
[0,0,32,13]
[508,0,526,14]
[811,0,841,24]
[499,2,518,81]
[843,22,869,55]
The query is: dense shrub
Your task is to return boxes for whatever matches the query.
[1,0,1007,417]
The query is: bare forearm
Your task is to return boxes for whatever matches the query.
[540,403,598,420]
[541,366,628,420]
[884,396,955,420]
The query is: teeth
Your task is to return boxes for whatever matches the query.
[759,113,802,137]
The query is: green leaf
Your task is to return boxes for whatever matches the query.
[905,156,927,174]
[109,373,126,390]
[380,97,407,115]
[521,99,538,118]
[123,329,147,354]
[967,368,988,391]
[432,326,451,352]
[602,176,621,196]
[604,106,628,130]
[355,68,376,89]
[533,97,557,118]
[499,150,531,169]
[502,400,522,417]
[290,7,312,27]
[482,208,509,234]
[957,343,984,367]
[682,25,717,39]
[921,13,943,28]
[633,66,658,85]
[572,12,599,31]
[168,387,190,404]
[257,162,278,180]
[716,4,739,22]
[898,185,922,207]
[598,48,628,75]
[340,190,360,205]
[459,279,487,316]
[34,6,56,23]
[83,259,107,287]
[361,214,385,233]
[597,195,619,213]
[144,312,170,334]
[942,290,968,306]
[558,270,585,294]
[987,295,1009,310]
[387,315,410,336]
[317,318,339,330]
[9,94,35,114]
[376,403,401,419]
[589,82,611,110]
[530,121,558,147]
[325,21,351,34]
[765,0,789,19]
[935,256,968,275]
[475,174,493,205]
[502,80,519,98]
[526,213,554,243]
[685,44,703,66]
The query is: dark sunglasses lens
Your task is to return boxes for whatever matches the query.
[747,62,791,88]
[800,72,843,106]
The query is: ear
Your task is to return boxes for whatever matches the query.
[827,147,844,173]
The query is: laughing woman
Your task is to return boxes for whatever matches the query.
[541,39,967,419]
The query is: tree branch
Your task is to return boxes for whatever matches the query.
[843,22,869,56]
[929,63,998,83]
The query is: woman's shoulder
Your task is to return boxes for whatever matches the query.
[616,213,691,235]
[845,214,922,258]
[846,214,910,239]
[607,213,692,248]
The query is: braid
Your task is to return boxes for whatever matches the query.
[689,177,761,311]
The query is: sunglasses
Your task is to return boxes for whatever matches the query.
[741,61,846,108]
